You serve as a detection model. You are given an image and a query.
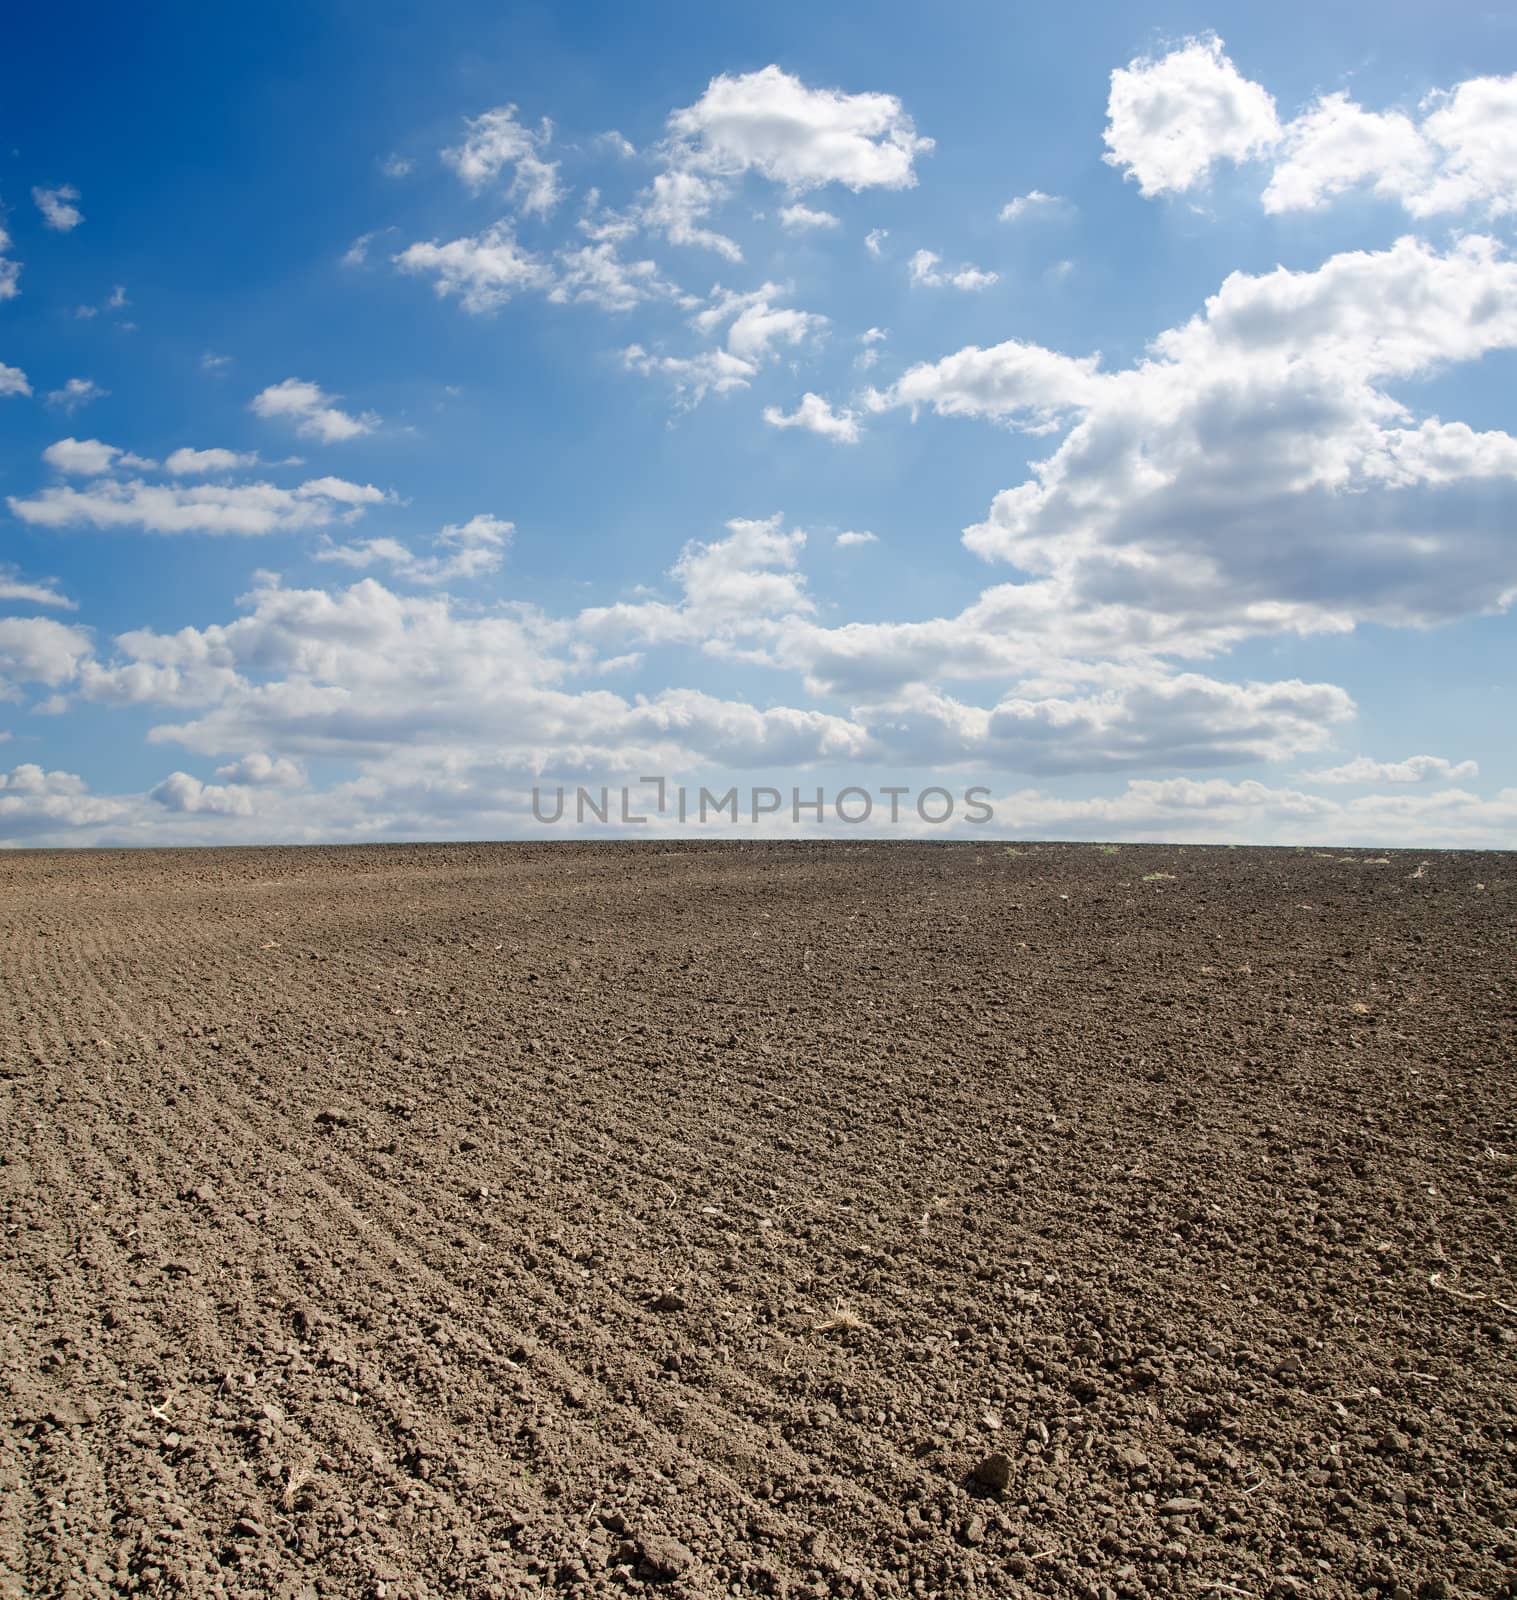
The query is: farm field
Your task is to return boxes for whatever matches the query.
[1,841,1513,1599]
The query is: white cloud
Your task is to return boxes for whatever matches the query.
[394,224,554,313]
[864,228,888,257]
[1262,93,1431,214]
[149,771,255,816]
[379,154,414,179]
[1298,753,1479,784]
[622,345,757,405]
[999,189,1069,222]
[695,282,828,361]
[0,764,124,841]
[42,437,155,475]
[858,674,1354,772]
[668,66,932,192]
[579,515,814,647]
[33,184,84,231]
[763,392,861,444]
[1106,42,1517,222]
[950,235,1517,640]
[0,223,19,300]
[342,231,379,267]
[0,566,75,610]
[316,513,513,585]
[1104,35,1281,196]
[79,566,871,786]
[778,203,840,231]
[8,474,390,537]
[1,362,32,397]
[907,249,998,291]
[959,775,1517,850]
[250,378,377,443]
[835,530,877,548]
[639,169,742,261]
[597,131,637,160]
[855,326,887,371]
[164,446,260,476]
[629,284,827,407]
[443,105,563,216]
[867,337,1103,428]
[213,752,306,786]
[46,377,108,413]
[201,352,232,373]
[549,241,687,312]
[0,617,94,690]
[1264,74,1517,219]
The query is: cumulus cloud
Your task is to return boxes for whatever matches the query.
[839,673,1352,775]
[213,752,305,786]
[8,474,390,537]
[1103,34,1281,196]
[149,771,255,815]
[778,203,840,231]
[46,377,108,413]
[164,446,261,476]
[393,224,554,313]
[0,617,94,691]
[880,235,1517,645]
[250,378,377,443]
[71,568,871,787]
[667,65,932,192]
[579,515,814,650]
[0,223,19,300]
[1265,74,1517,218]
[1,361,30,396]
[33,184,84,231]
[548,241,687,312]
[315,513,513,585]
[1298,753,1479,784]
[762,392,861,444]
[443,105,563,216]
[628,283,827,406]
[866,338,1103,428]
[693,282,827,360]
[639,169,743,261]
[1106,41,1517,222]
[999,189,1070,222]
[835,530,878,548]
[907,249,998,291]
[621,345,757,405]
[628,66,930,264]
[0,764,123,841]
[855,327,886,371]
[0,566,75,610]
[864,228,888,257]
[42,437,156,475]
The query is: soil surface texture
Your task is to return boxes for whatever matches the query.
[1,841,1513,1600]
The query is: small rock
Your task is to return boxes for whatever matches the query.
[970,1452,1014,1493]
[649,1291,687,1313]
[636,1533,694,1581]
[960,1514,987,1546]
[230,1516,267,1539]
[1157,1497,1204,1517]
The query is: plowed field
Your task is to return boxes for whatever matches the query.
[1,842,1513,1599]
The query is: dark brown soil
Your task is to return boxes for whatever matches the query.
[1,841,1513,1600]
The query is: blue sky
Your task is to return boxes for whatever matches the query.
[2,0,1515,844]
